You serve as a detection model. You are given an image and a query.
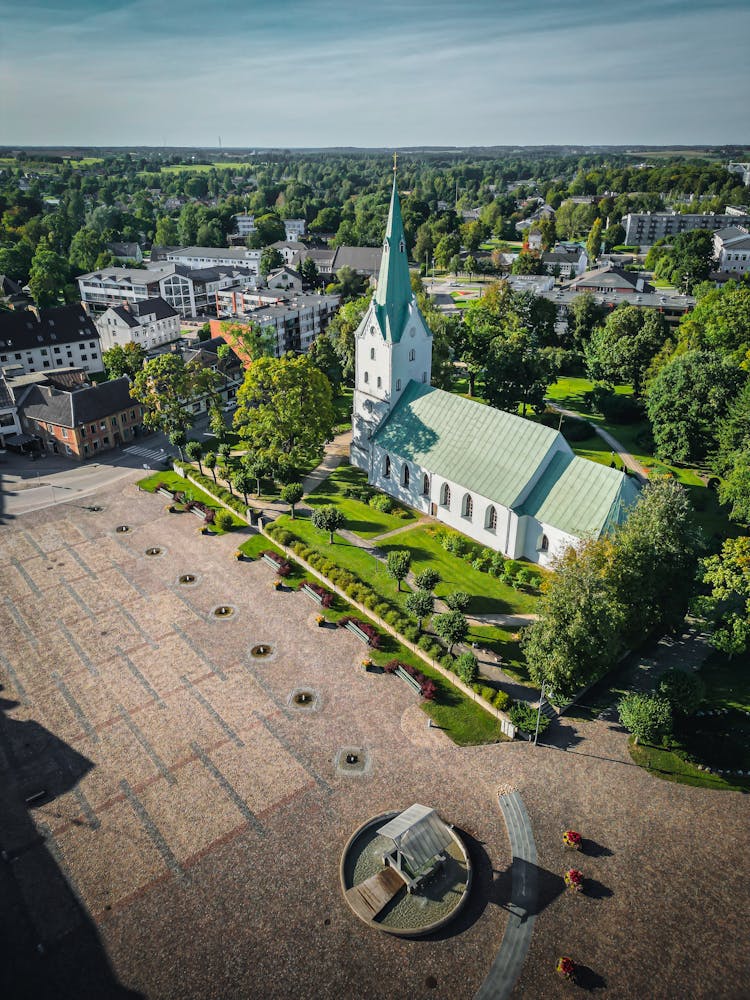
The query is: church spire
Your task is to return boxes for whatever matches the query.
[374,162,413,343]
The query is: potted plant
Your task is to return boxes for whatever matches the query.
[316,615,326,627]
[556,957,576,982]
[272,579,282,590]
[563,830,582,850]
[563,868,584,892]
[362,658,372,670]
[234,550,244,561]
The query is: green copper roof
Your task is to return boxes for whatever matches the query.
[518,450,641,538]
[373,176,414,343]
[372,381,562,508]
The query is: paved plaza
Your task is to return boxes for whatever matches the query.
[1,477,749,999]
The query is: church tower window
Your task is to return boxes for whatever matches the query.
[364,371,369,384]
[422,474,430,496]
[402,465,410,488]
[440,483,451,508]
[370,347,375,360]
[396,378,401,391]
[377,376,382,388]
[409,349,415,362]
[384,455,391,478]
[422,372,427,383]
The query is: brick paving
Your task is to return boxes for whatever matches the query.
[0,478,748,999]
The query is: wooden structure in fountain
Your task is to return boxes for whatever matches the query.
[345,866,405,921]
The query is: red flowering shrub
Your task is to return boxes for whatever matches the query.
[339,617,381,648]
[563,830,582,849]
[421,680,437,701]
[298,581,333,607]
[556,957,575,980]
[563,868,584,892]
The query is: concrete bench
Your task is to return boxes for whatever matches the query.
[344,620,371,645]
[262,552,282,570]
[301,584,324,606]
[395,666,422,695]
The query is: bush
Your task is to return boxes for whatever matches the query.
[440,654,456,672]
[560,417,592,442]
[658,669,704,716]
[509,702,549,735]
[493,689,511,711]
[414,569,440,592]
[442,532,467,557]
[455,652,479,684]
[214,509,235,532]
[274,528,294,546]
[516,568,537,591]
[369,493,393,513]
[445,591,471,612]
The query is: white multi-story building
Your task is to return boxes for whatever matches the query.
[77,264,255,318]
[713,225,750,275]
[350,174,639,567]
[234,213,256,237]
[0,305,103,376]
[213,287,340,355]
[622,210,750,246]
[161,246,260,274]
[284,218,306,241]
[95,298,181,352]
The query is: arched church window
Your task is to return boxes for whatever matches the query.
[486,506,497,531]
[441,483,451,508]
[377,376,382,388]
[422,474,430,496]
[463,494,473,519]
[384,455,391,478]
[364,371,369,383]
[402,465,410,487]
[540,534,549,552]
[370,347,375,360]
[409,349,415,362]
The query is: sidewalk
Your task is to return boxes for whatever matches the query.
[547,403,648,482]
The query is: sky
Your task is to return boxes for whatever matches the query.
[1,0,749,148]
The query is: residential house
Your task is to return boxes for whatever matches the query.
[266,267,303,292]
[0,305,103,376]
[179,337,244,418]
[234,213,256,236]
[106,242,143,263]
[283,219,306,241]
[270,241,309,267]
[95,298,181,353]
[541,247,588,278]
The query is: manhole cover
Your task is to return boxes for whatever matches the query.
[145,546,163,556]
[213,605,235,618]
[178,574,198,585]
[116,525,130,533]
[251,644,273,658]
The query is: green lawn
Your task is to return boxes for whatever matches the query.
[381,525,541,616]
[333,388,353,432]
[137,471,245,533]
[302,463,416,539]
[629,740,748,792]
[700,648,750,714]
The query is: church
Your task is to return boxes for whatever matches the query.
[350,172,640,567]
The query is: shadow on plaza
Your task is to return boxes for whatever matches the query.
[417,829,567,941]
[0,689,142,1000]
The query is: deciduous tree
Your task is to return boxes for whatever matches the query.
[311,505,345,543]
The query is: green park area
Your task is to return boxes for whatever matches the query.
[137,470,245,533]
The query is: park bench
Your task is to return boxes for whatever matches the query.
[157,487,173,499]
[301,583,324,606]
[344,620,371,645]
[262,552,282,570]
[395,666,422,695]
[190,506,208,521]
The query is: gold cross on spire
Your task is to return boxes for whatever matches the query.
[393,152,398,175]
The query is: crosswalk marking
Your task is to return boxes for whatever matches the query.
[124,444,167,463]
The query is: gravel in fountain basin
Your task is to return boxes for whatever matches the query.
[144,546,165,557]
[177,573,200,587]
[212,605,236,619]
[340,812,471,937]
[249,643,277,661]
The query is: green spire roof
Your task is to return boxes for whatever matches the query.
[373,175,414,343]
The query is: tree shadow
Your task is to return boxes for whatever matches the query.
[0,687,142,999]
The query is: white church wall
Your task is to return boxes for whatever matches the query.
[519,517,579,566]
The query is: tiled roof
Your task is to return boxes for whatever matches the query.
[372,381,564,508]
[517,450,641,538]
[0,305,99,352]
[20,376,134,428]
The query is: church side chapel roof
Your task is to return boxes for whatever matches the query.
[517,450,641,539]
[372,380,562,509]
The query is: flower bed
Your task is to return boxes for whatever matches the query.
[383,659,437,700]
[563,868,584,892]
[563,829,582,850]
[556,956,576,981]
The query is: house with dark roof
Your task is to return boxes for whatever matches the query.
[106,242,143,263]
[95,297,180,352]
[351,174,640,566]
[266,267,302,292]
[0,305,103,376]
[541,247,588,278]
[13,375,144,460]
[566,265,654,295]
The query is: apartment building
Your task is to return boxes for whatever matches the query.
[95,298,181,352]
[713,226,750,275]
[0,305,103,376]
[212,287,340,356]
[161,245,261,274]
[622,210,750,246]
